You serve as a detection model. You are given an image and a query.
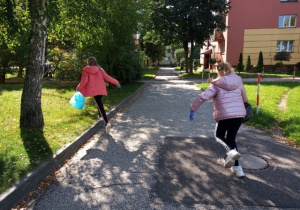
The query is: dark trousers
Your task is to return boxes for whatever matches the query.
[215,118,243,166]
[93,95,108,124]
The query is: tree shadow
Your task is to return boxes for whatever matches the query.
[0,153,20,192]
[152,136,300,208]
[20,128,53,167]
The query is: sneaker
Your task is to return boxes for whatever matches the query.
[231,166,245,178]
[105,123,111,134]
[224,149,241,168]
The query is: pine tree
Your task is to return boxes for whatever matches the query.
[245,55,251,72]
[237,53,243,73]
[257,51,264,72]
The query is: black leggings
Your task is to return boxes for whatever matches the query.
[215,118,243,166]
[215,118,242,151]
[93,95,108,124]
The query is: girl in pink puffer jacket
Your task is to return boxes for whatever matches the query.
[77,57,120,134]
[190,62,248,178]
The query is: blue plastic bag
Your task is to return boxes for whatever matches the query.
[70,91,85,110]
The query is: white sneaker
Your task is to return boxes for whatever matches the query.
[231,166,245,178]
[105,123,111,134]
[224,149,241,168]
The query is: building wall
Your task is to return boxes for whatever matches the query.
[226,0,300,66]
[243,28,300,65]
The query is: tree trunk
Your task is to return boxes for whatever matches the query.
[17,65,24,77]
[20,0,47,129]
[183,41,189,73]
[189,41,194,74]
[0,72,5,83]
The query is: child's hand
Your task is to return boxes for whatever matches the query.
[189,110,194,121]
[117,84,121,88]
[208,75,216,83]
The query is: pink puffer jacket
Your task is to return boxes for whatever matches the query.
[190,73,248,122]
[77,66,119,97]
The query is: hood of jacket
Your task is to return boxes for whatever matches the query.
[211,73,242,91]
[83,65,100,75]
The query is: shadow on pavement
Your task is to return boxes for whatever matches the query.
[152,136,300,209]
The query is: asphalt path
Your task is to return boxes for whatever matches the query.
[9,68,300,209]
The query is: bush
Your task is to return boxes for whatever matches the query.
[256,51,264,71]
[245,55,251,72]
[274,52,291,62]
[287,65,294,74]
[209,58,217,64]
[275,62,284,67]
[54,53,83,81]
[296,62,300,70]
[237,53,243,72]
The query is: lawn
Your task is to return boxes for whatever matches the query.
[0,81,144,193]
[177,67,300,79]
[142,66,158,79]
[196,82,300,145]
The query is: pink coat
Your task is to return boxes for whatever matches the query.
[190,73,248,122]
[77,66,119,97]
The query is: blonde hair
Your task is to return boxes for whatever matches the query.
[87,57,98,66]
[217,62,234,76]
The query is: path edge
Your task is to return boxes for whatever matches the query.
[0,83,148,210]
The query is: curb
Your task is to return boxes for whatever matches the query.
[0,83,148,210]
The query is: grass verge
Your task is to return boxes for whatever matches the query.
[0,81,144,193]
[180,70,300,79]
[196,82,300,145]
[142,66,158,79]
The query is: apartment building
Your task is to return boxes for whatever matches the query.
[200,0,300,68]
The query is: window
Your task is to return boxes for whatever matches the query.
[276,41,294,52]
[278,15,296,27]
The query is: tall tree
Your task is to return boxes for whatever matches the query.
[20,0,47,128]
[150,0,230,74]
[48,0,147,83]
[237,53,243,73]
[141,30,166,69]
[0,0,31,82]
[174,48,185,66]
[256,51,264,72]
[245,55,251,72]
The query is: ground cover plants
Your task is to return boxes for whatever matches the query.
[0,81,144,193]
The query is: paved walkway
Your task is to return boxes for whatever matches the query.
[6,68,300,209]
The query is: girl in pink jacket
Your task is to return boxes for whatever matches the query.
[77,57,120,134]
[190,62,248,177]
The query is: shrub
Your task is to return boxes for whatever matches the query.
[54,53,83,81]
[237,53,243,72]
[245,55,251,72]
[275,62,284,67]
[209,58,217,64]
[256,51,264,71]
[274,52,291,62]
[295,62,300,70]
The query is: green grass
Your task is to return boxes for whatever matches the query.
[179,68,300,79]
[196,82,300,144]
[0,81,143,193]
[142,66,158,79]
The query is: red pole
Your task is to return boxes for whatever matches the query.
[202,70,204,83]
[256,73,261,114]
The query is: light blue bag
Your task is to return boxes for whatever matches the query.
[70,91,85,110]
